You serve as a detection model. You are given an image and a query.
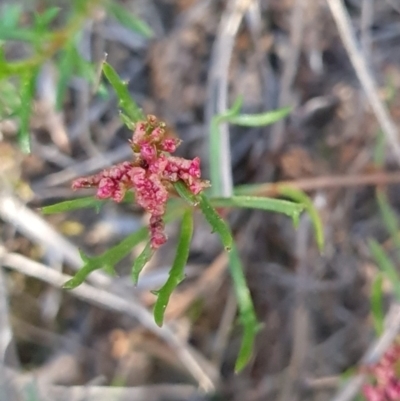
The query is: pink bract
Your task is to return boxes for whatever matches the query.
[71,115,209,249]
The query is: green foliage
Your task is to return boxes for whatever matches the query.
[63,201,184,289]
[18,68,39,153]
[211,195,304,226]
[0,1,150,152]
[153,210,193,326]
[106,2,153,38]
[376,190,400,252]
[277,186,325,251]
[41,192,135,214]
[41,196,104,214]
[226,107,291,127]
[131,242,153,285]
[368,189,400,336]
[102,62,145,124]
[198,192,233,251]
[228,244,261,372]
[209,96,291,197]
[64,227,149,289]
[41,62,325,374]
[369,239,400,301]
[371,273,384,336]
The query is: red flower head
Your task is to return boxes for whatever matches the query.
[362,343,400,401]
[72,115,209,249]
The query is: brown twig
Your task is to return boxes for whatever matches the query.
[236,171,400,196]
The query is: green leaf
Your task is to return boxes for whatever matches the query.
[63,202,185,289]
[107,2,153,38]
[228,244,261,372]
[0,5,22,29]
[131,242,153,285]
[376,189,400,256]
[0,27,43,43]
[173,180,199,206]
[226,107,291,127]
[153,210,193,326]
[277,186,324,252]
[34,7,60,31]
[371,273,384,336]
[198,192,233,251]
[18,68,38,153]
[369,239,400,301]
[56,41,76,109]
[119,112,136,130]
[102,62,144,124]
[41,196,104,214]
[0,78,20,118]
[63,226,149,289]
[210,196,304,225]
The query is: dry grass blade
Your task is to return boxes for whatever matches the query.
[0,247,218,392]
[326,0,400,166]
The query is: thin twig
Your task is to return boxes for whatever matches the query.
[0,247,218,391]
[278,210,314,401]
[33,145,132,189]
[5,368,200,401]
[0,265,18,368]
[206,0,254,197]
[270,0,304,152]
[237,171,400,196]
[326,0,400,166]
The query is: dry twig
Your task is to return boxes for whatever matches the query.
[326,0,400,165]
[0,247,218,391]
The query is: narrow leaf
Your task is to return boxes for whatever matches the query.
[131,242,153,285]
[229,244,261,372]
[226,107,291,127]
[198,192,232,251]
[174,180,199,206]
[102,62,144,124]
[56,42,76,109]
[153,210,193,326]
[278,186,324,252]
[107,2,153,38]
[371,273,384,336]
[18,69,38,153]
[63,202,185,288]
[34,7,60,31]
[63,226,148,289]
[41,197,103,214]
[0,5,22,29]
[210,196,304,223]
[369,239,400,301]
[376,189,400,256]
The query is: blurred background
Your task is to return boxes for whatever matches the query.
[1,0,400,400]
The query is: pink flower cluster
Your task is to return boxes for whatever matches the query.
[362,343,400,401]
[72,115,209,249]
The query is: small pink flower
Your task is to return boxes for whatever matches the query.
[160,138,180,153]
[140,142,157,163]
